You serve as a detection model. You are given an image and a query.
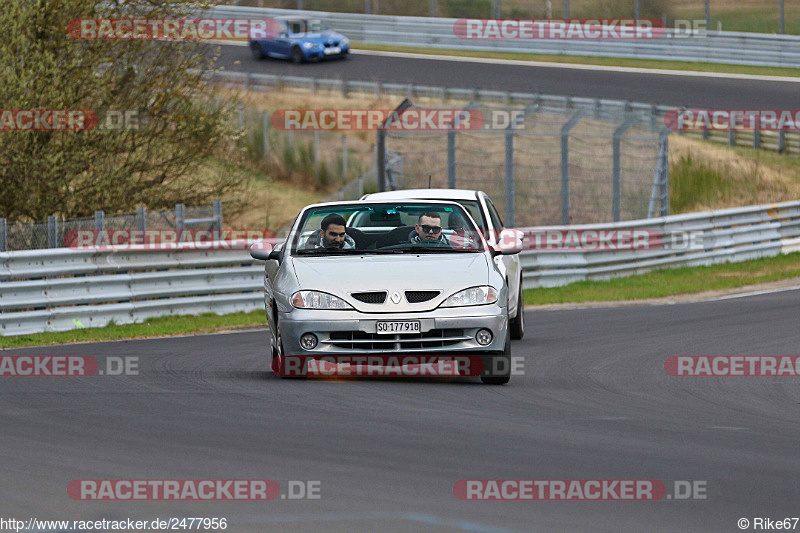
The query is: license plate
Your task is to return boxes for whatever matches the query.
[376,320,420,334]
[324,46,341,55]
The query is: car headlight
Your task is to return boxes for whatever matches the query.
[302,42,317,49]
[291,290,353,310]
[439,286,498,307]
[341,37,349,46]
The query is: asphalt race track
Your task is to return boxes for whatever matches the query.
[3,288,800,532]
[216,44,800,109]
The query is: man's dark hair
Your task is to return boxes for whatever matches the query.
[321,214,347,231]
[418,212,441,223]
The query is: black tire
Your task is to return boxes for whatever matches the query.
[250,42,265,60]
[290,46,304,64]
[509,277,525,340]
[481,332,511,385]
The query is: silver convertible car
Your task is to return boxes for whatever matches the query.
[250,200,519,384]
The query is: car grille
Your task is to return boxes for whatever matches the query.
[351,291,387,304]
[325,329,468,350]
[405,290,440,303]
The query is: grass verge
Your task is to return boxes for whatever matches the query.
[524,252,800,305]
[0,311,267,350]
[353,42,800,78]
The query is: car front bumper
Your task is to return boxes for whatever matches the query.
[278,304,507,355]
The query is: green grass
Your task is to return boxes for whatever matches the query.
[669,153,747,213]
[672,7,800,35]
[353,41,800,78]
[524,252,800,305]
[0,311,267,349]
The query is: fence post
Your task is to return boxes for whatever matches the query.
[213,201,223,231]
[429,0,436,17]
[262,111,270,162]
[377,129,386,192]
[47,215,58,248]
[504,129,515,227]
[342,135,348,178]
[612,117,635,222]
[447,129,456,189]
[342,79,349,98]
[238,103,244,129]
[375,81,382,99]
[729,129,736,147]
[94,210,104,232]
[313,130,320,179]
[136,206,146,232]
[560,110,584,224]
[778,130,786,153]
[0,218,6,252]
[659,130,670,217]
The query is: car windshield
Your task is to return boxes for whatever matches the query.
[291,202,486,255]
[305,19,330,32]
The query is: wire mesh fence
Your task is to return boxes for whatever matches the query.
[380,102,667,227]
[1,202,222,252]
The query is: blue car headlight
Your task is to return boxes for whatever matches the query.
[302,42,318,50]
[341,37,349,46]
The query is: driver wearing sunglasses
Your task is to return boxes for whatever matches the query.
[409,212,450,246]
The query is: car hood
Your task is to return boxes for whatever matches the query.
[301,30,343,42]
[291,253,489,312]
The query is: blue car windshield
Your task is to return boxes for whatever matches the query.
[292,203,486,255]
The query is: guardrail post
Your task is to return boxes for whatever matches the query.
[447,129,456,189]
[753,122,761,149]
[429,0,437,17]
[136,207,146,232]
[563,0,570,18]
[504,129,514,227]
[262,111,270,162]
[778,130,786,153]
[311,78,317,94]
[613,117,635,222]
[375,81,382,99]
[635,0,640,19]
[238,103,244,129]
[47,216,58,248]
[365,0,371,14]
[213,201,223,231]
[0,218,6,252]
[780,0,785,34]
[729,129,736,147]
[175,203,185,234]
[377,129,386,192]
[94,210,104,232]
[560,110,584,224]
[342,79,349,98]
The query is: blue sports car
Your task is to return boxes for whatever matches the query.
[249,17,350,63]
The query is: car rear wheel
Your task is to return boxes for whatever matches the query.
[250,42,265,60]
[481,332,511,385]
[509,276,525,340]
[290,46,304,64]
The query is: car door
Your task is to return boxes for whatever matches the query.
[270,20,293,58]
[483,195,521,314]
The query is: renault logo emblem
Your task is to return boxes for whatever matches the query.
[391,291,402,304]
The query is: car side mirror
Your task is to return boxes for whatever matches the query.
[250,240,275,261]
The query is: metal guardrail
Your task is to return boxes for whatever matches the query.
[213,71,800,157]
[210,6,800,68]
[2,201,799,336]
[521,200,800,288]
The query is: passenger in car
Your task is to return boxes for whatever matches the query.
[300,214,356,250]
[409,213,450,246]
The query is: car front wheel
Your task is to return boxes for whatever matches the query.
[290,46,304,64]
[481,332,511,385]
[509,276,525,340]
[250,42,265,60]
